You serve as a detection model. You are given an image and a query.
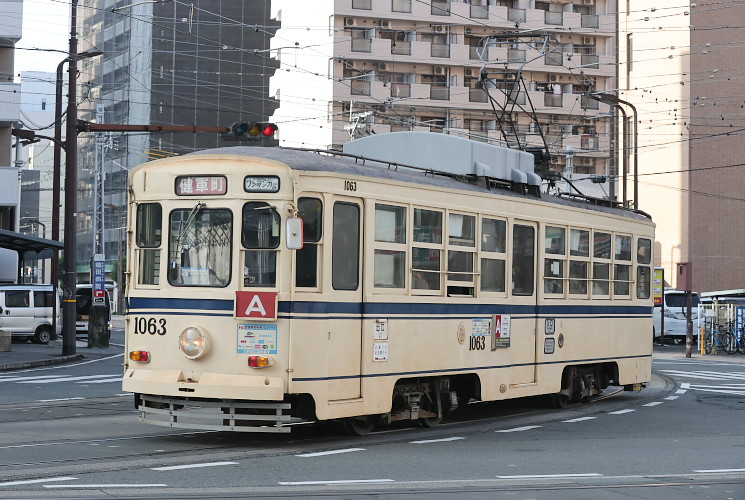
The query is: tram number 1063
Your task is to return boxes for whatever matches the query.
[133,317,167,335]
[469,335,486,351]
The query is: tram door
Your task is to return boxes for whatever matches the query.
[509,222,538,385]
[327,200,363,400]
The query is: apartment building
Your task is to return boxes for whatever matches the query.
[620,2,745,292]
[0,0,23,283]
[270,0,617,181]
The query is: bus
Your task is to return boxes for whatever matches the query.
[123,132,654,434]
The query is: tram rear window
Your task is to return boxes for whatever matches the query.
[168,207,232,287]
[242,202,280,288]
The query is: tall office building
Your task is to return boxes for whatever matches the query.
[620,2,745,292]
[269,0,618,187]
[75,0,280,278]
[0,0,23,283]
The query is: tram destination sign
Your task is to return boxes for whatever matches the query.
[175,175,227,196]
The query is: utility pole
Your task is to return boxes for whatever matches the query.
[62,0,79,356]
[89,102,110,348]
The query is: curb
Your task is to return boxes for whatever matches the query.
[0,354,85,373]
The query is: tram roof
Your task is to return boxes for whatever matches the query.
[183,146,650,222]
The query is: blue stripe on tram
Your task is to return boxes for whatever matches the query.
[127,297,652,318]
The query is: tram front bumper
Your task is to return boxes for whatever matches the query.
[123,369,284,401]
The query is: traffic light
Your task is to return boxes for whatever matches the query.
[229,122,278,140]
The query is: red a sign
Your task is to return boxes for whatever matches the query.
[235,291,278,320]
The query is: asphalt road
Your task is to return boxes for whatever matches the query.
[0,341,743,499]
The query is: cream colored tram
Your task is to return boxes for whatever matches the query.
[124,133,654,434]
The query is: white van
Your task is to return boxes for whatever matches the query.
[653,290,701,342]
[0,284,62,344]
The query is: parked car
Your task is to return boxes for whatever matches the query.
[0,284,61,344]
[653,290,701,342]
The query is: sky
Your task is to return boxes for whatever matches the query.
[16,0,71,75]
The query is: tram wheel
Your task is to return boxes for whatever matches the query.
[417,416,442,428]
[343,416,375,436]
[548,393,571,409]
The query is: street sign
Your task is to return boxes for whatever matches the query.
[653,268,664,307]
[93,254,106,305]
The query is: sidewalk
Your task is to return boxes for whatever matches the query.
[0,316,125,372]
[652,341,745,363]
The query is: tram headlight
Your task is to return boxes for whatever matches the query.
[179,326,210,360]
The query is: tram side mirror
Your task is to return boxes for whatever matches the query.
[286,217,304,250]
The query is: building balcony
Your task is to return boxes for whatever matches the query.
[431,0,450,16]
[431,43,450,58]
[0,0,22,42]
[0,82,20,124]
[351,0,371,9]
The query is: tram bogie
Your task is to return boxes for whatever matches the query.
[124,134,654,434]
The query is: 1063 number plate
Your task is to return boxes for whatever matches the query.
[133,317,167,335]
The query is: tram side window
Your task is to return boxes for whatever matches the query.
[480,218,506,293]
[569,228,589,295]
[613,234,632,296]
[592,231,611,296]
[374,204,406,289]
[169,207,232,287]
[332,202,360,291]
[136,203,162,285]
[544,226,565,294]
[636,238,652,299]
[242,202,280,288]
[447,213,476,296]
[512,225,535,296]
[295,197,322,288]
[412,208,443,291]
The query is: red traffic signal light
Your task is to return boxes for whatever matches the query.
[229,122,278,139]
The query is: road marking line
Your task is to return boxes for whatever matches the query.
[665,396,679,400]
[79,377,123,384]
[151,461,237,471]
[0,477,77,487]
[279,479,394,486]
[496,426,542,433]
[0,375,63,383]
[296,448,366,458]
[562,417,596,423]
[17,374,120,384]
[643,402,663,407]
[608,409,635,415]
[410,437,465,444]
[45,484,168,489]
[680,383,690,389]
[35,397,86,402]
[496,473,603,479]
[693,468,745,473]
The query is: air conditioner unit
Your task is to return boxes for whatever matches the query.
[345,17,357,27]
[582,157,594,166]
[583,36,595,45]
[550,115,560,123]
[548,74,558,82]
[583,0,594,4]
[377,62,389,71]
[464,27,473,35]
[433,66,445,75]
[433,25,444,32]
[380,20,391,28]
[464,68,476,77]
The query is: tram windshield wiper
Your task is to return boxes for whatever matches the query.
[170,201,204,279]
